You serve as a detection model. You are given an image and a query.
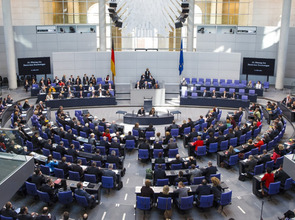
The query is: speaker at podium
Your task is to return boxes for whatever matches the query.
[144,97,153,112]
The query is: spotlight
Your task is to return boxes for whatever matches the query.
[175,21,183,28]
[182,8,189,13]
[115,21,122,28]
[109,3,117,8]
[181,2,189,8]
[108,8,115,13]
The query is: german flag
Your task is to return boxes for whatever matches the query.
[111,40,116,77]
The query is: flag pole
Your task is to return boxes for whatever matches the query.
[111,39,116,84]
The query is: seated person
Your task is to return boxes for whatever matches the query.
[174,171,188,185]
[211,89,217,98]
[154,164,166,182]
[195,179,212,201]
[107,150,121,169]
[103,163,117,186]
[155,152,165,164]
[244,155,257,174]
[170,154,183,168]
[0,202,17,220]
[189,164,202,183]
[39,178,58,202]
[202,161,218,182]
[211,177,223,204]
[141,179,154,199]
[240,139,254,153]
[149,107,156,116]
[75,182,97,208]
[221,90,227,99]
[137,107,145,116]
[70,159,84,180]
[201,89,209,97]
[173,182,188,205]
[275,165,290,188]
[260,167,274,196]
[192,136,204,151]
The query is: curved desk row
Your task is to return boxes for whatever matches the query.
[180,97,250,108]
[45,97,117,108]
[123,113,174,125]
[182,85,263,96]
[277,102,295,122]
[0,103,16,127]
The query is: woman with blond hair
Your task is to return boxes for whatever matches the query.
[211,176,223,203]
[159,185,170,198]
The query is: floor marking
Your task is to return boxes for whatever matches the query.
[122,213,126,220]
[143,178,145,184]
[254,202,260,209]
[126,178,129,184]
[128,163,130,168]
[124,193,128,200]
[101,212,106,220]
[237,206,246,214]
[237,196,242,199]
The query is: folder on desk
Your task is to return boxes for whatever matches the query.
[83,181,89,187]
[234,148,240,153]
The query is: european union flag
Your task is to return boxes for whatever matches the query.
[179,39,184,75]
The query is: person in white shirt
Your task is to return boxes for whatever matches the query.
[67,91,74,99]
[46,92,53,101]
[88,83,95,92]
[255,81,262,89]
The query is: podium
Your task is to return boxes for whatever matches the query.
[144,98,153,112]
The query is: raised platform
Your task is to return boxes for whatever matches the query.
[123,113,174,125]
[180,97,250,108]
[45,97,117,108]
[130,89,165,106]
[278,102,295,122]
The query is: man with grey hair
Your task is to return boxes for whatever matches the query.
[88,133,96,145]
[102,163,117,186]
[244,155,257,174]
[55,141,67,156]
[106,150,121,169]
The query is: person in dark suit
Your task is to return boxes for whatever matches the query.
[195,179,212,200]
[195,115,205,125]
[244,155,257,174]
[202,161,218,182]
[35,207,53,220]
[167,138,178,149]
[141,179,154,199]
[83,74,89,85]
[55,141,67,156]
[155,152,165,164]
[154,164,166,181]
[170,154,183,169]
[123,131,136,143]
[275,165,290,187]
[107,150,121,169]
[110,137,121,149]
[0,202,17,220]
[30,169,46,189]
[257,150,272,164]
[154,141,163,150]
[187,128,199,142]
[174,171,188,185]
[86,161,103,182]
[99,118,107,131]
[103,163,117,185]
[138,135,150,148]
[137,107,145,116]
[206,132,217,147]
[234,126,242,141]
[39,178,57,202]
[64,129,74,144]
[57,157,70,177]
[144,68,150,79]
[166,120,179,132]
[75,182,97,208]
[92,149,103,162]
[70,159,84,180]
[66,144,78,162]
[202,89,209,97]
[225,128,235,140]
[17,206,36,220]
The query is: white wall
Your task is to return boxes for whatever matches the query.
[52,51,241,84]
[0,26,97,78]
[252,0,295,27]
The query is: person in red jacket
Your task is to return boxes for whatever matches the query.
[192,136,204,151]
[254,137,264,151]
[261,167,274,196]
[102,128,112,141]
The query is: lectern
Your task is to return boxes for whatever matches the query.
[144,98,153,112]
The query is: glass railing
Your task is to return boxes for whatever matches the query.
[0,128,27,155]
